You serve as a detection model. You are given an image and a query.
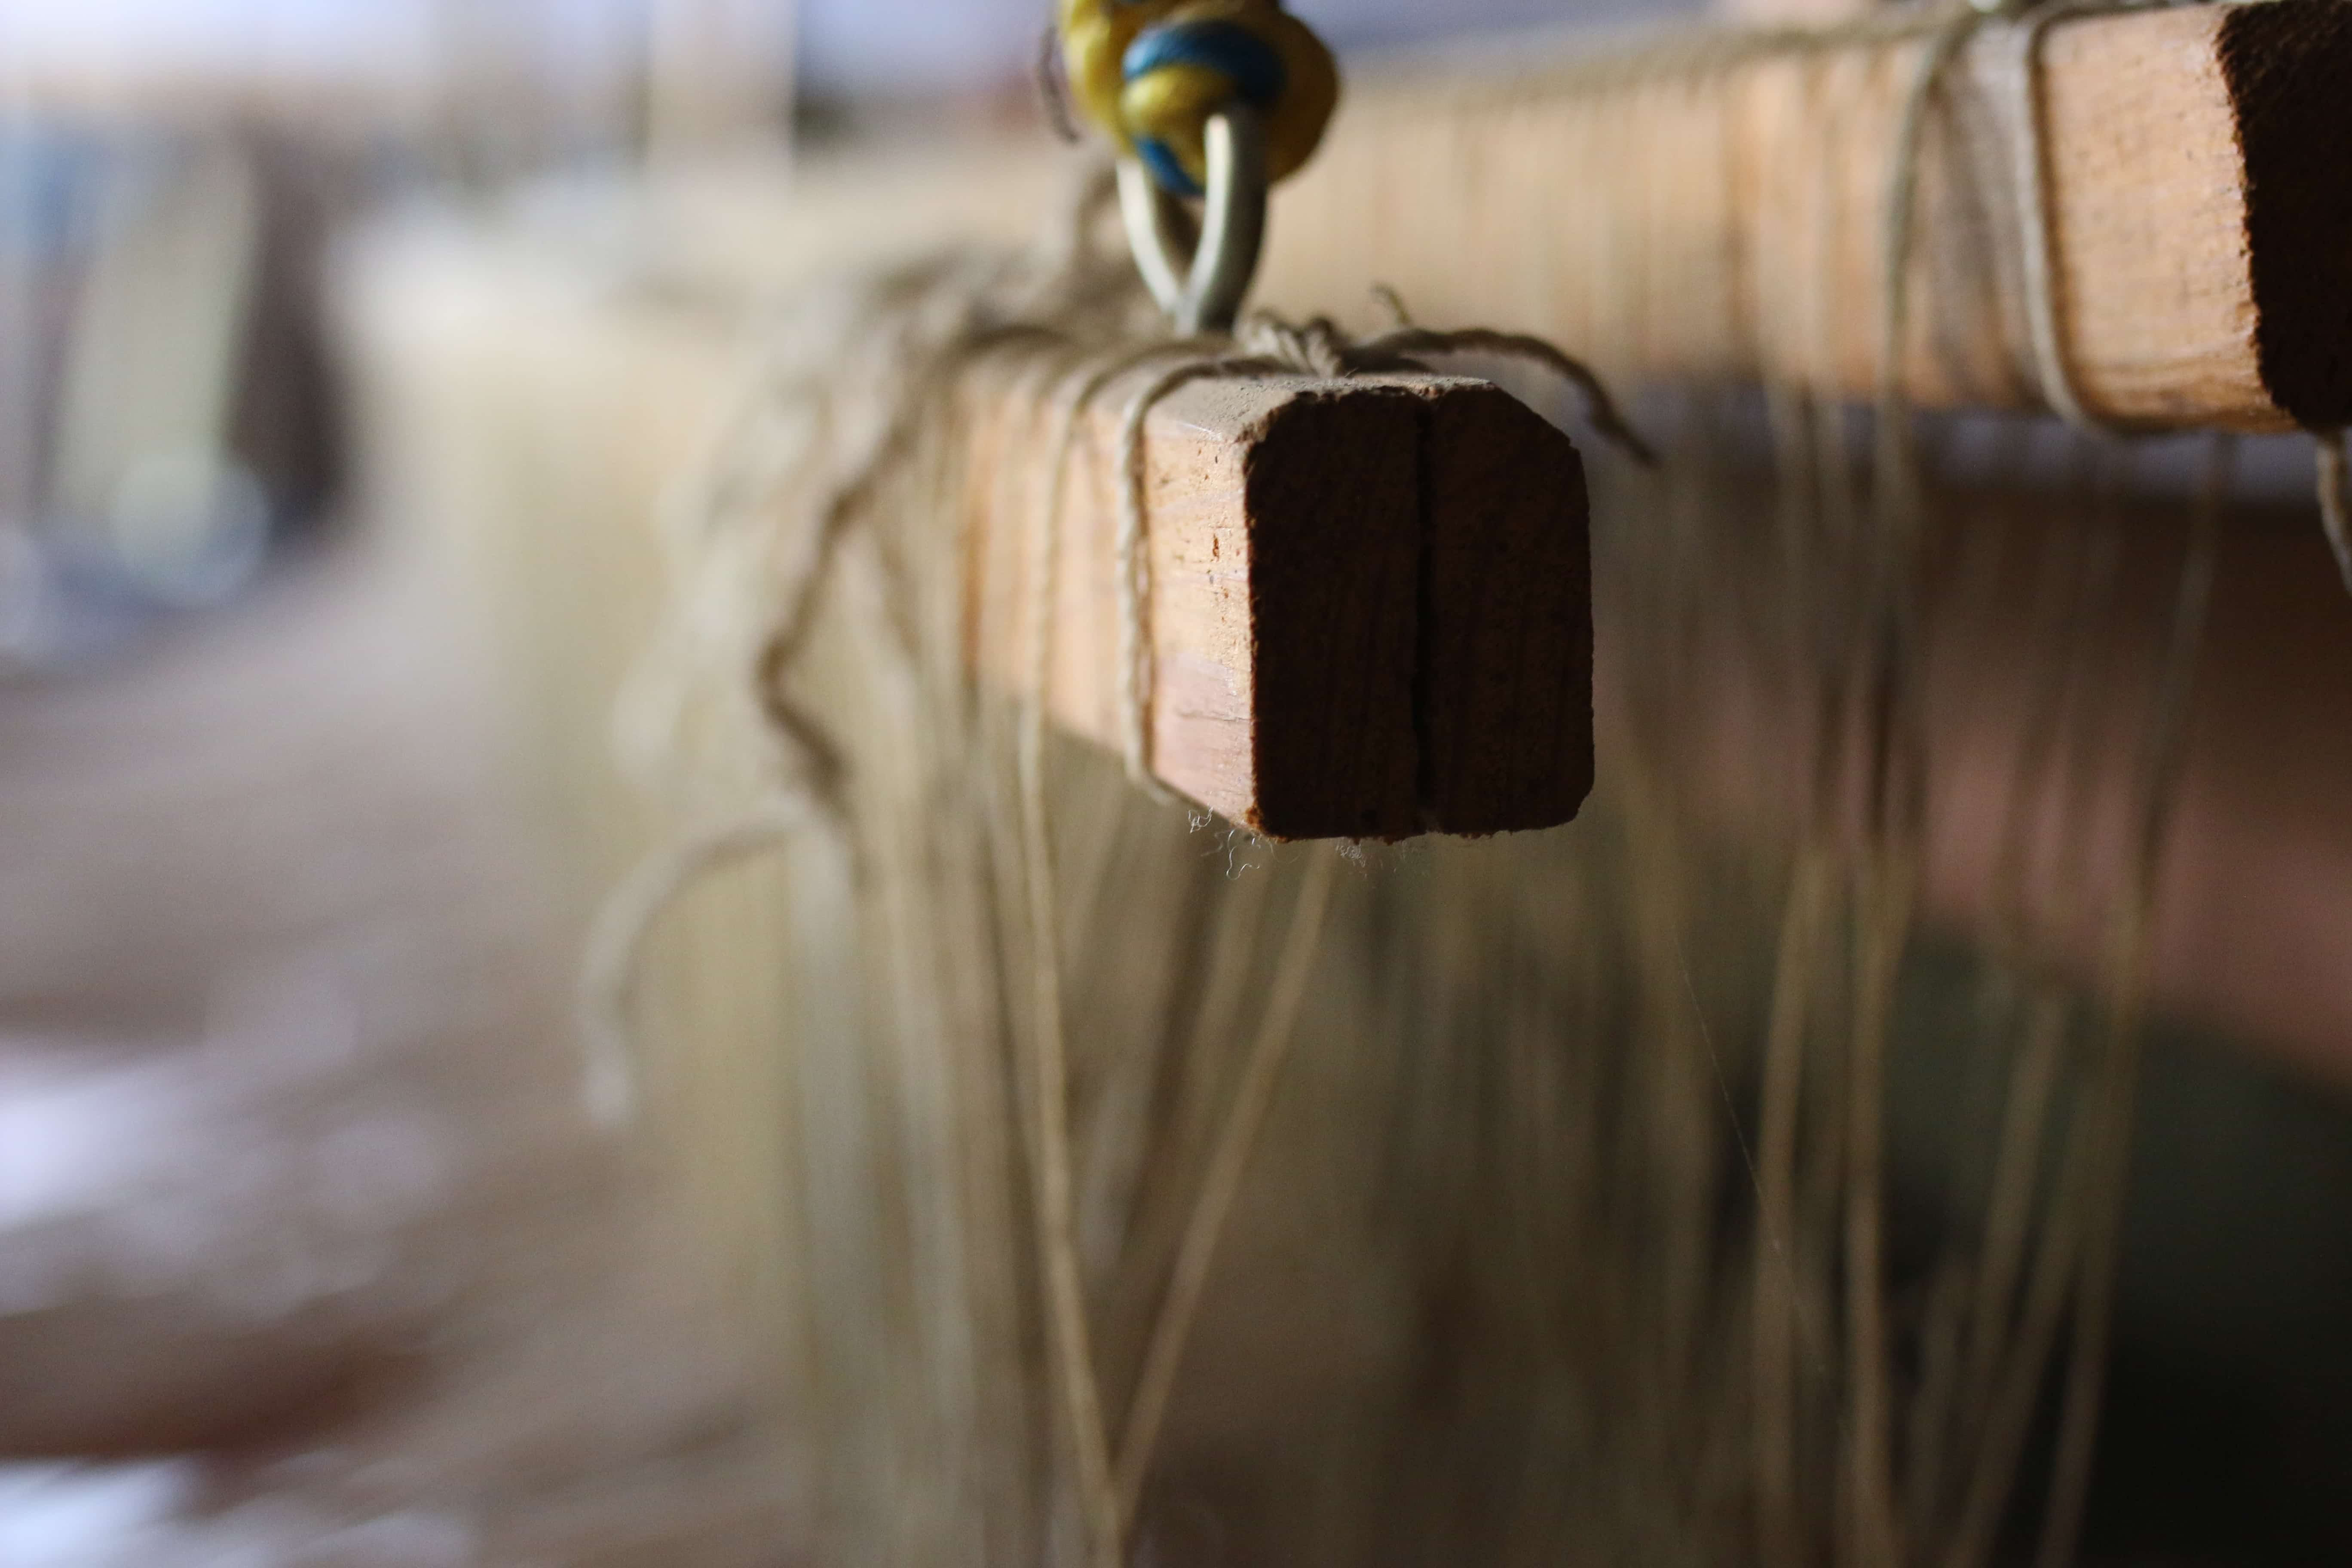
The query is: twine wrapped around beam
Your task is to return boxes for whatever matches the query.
[549,6,2293,1564]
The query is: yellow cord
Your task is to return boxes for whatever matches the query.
[1058,1,1338,196]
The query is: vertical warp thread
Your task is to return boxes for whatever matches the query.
[569,9,2259,1548]
[1114,848,1337,1514]
[1022,358,1135,1568]
[2315,428,2352,597]
[2032,432,2232,1568]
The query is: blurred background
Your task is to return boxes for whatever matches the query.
[2,0,2347,1563]
[0,5,1706,1563]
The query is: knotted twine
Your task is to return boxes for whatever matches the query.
[577,157,1653,1566]
[574,4,2258,1562]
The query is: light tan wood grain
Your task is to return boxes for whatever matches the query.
[1257,0,2352,432]
[959,358,1593,839]
[964,360,1415,838]
[2037,9,2252,423]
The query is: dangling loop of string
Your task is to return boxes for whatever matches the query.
[576,794,831,1127]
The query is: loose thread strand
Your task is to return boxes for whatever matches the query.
[1023,359,1130,1568]
[2315,427,2352,598]
[2032,432,2232,1568]
[1114,848,1338,1516]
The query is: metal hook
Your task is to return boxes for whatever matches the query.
[1115,102,1268,337]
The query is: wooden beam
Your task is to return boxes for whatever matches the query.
[959,358,1592,840]
[1258,0,2352,432]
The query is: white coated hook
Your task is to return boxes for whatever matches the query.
[1115,103,1268,337]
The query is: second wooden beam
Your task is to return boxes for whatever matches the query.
[1258,0,2352,432]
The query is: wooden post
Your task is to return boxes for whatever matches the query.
[962,359,1592,840]
[1258,0,2352,432]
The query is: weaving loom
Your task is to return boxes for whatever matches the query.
[338,1,2352,1562]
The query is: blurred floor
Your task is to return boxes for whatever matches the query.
[0,535,805,1565]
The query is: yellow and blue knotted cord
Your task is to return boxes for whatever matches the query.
[1058,0,1339,197]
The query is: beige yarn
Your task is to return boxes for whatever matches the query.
[573,10,2245,1564]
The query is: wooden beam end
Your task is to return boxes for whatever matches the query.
[2223,0,2352,429]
